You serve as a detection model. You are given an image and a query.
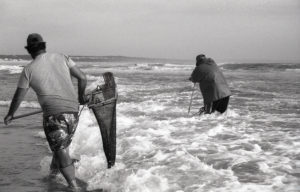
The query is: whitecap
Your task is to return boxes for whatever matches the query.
[0,65,23,74]
[124,169,170,192]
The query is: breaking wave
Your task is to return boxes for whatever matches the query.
[0,65,23,74]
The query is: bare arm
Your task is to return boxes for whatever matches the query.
[69,65,87,105]
[4,88,28,125]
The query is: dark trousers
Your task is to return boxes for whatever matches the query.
[212,96,230,114]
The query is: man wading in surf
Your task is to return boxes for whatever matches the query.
[189,54,231,114]
[4,33,87,190]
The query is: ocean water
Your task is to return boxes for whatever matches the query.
[0,58,299,192]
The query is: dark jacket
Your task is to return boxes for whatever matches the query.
[190,59,231,104]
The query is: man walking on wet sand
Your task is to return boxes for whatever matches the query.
[4,33,87,190]
[189,54,231,114]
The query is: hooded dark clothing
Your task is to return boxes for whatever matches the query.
[190,59,231,104]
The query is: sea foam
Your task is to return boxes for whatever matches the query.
[0,65,23,74]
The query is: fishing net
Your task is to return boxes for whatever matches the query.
[86,72,117,168]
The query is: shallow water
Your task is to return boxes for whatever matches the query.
[0,60,299,192]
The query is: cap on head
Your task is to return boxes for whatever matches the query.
[196,54,206,62]
[26,33,45,48]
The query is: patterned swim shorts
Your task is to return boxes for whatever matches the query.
[43,112,79,152]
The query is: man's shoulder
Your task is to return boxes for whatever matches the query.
[46,52,66,59]
[52,53,73,63]
[43,53,72,65]
[25,53,66,68]
[47,53,76,69]
[205,58,215,64]
[23,58,36,71]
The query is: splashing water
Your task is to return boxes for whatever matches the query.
[1,61,299,192]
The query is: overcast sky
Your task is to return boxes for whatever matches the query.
[0,0,299,62]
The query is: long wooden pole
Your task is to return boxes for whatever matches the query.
[12,110,43,120]
[188,83,196,114]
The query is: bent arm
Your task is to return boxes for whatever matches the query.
[189,68,197,83]
[70,66,87,105]
[6,88,28,116]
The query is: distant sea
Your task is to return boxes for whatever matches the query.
[0,55,299,192]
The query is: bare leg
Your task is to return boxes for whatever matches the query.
[50,153,60,175]
[54,147,78,189]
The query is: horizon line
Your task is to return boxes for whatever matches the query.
[0,54,299,64]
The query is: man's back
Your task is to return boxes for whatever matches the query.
[4,33,88,189]
[191,59,231,103]
[18,53,78,116]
